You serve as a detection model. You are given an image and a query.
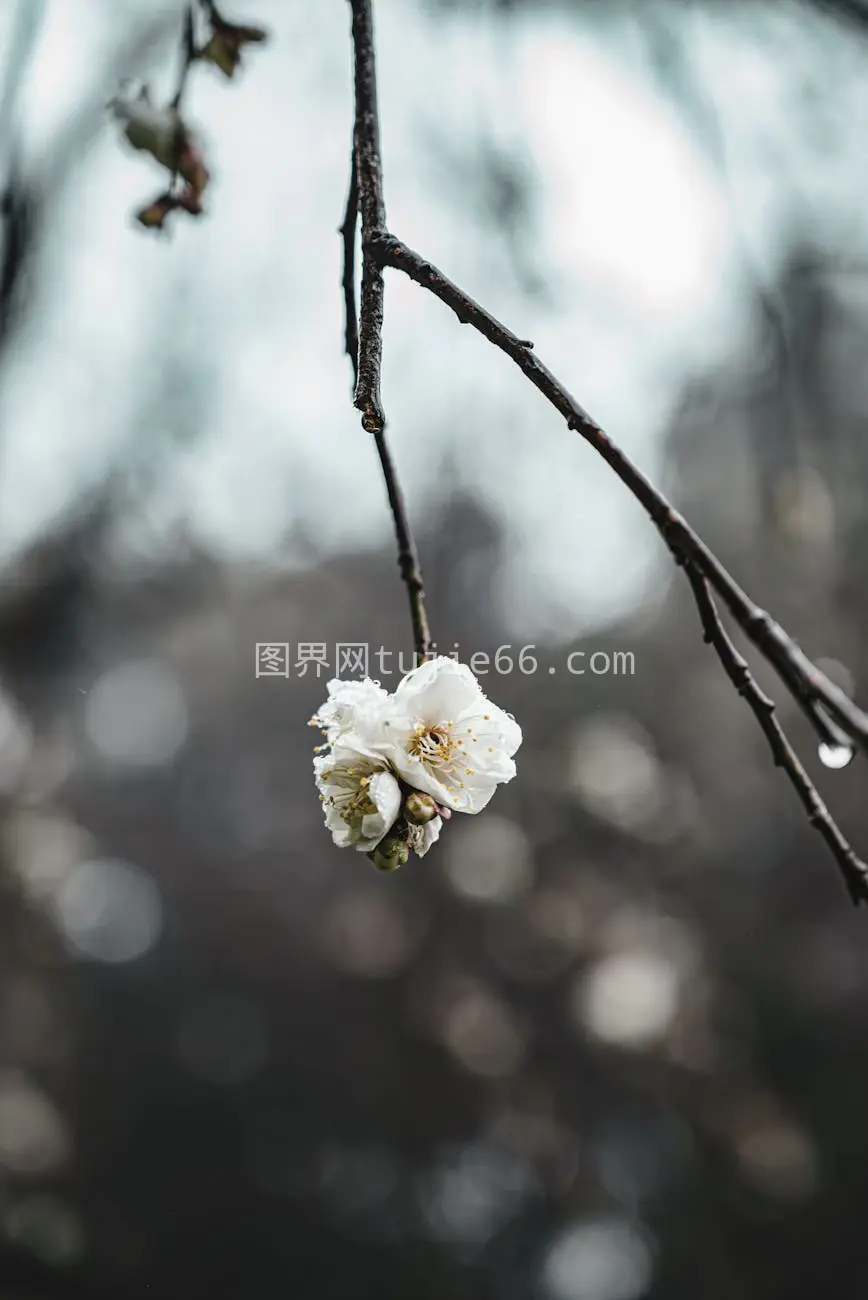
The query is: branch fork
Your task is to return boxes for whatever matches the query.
[341,0,868,903]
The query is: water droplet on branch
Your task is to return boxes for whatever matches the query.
[818,742,854,770]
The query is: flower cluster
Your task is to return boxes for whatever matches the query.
[110,2,268,232]
[311,658,522,871]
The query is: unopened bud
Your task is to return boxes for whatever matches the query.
[403,791,437,825]
[369,836,409,873]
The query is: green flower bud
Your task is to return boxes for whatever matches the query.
[369,837,409,873]
[403,791,438,825]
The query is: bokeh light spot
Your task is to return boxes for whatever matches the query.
[52,857,162,963]
[576,951,680,1049]
[85,658,187,767]
[0,1071,68,1175]
[5,1194,84,1266]
[543,1218,654,1300]
[444,815,534,904]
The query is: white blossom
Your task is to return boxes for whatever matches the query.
[377,657,522,814]
[311,658,521,864]
[310,677,390,747]
[314,737,400,852]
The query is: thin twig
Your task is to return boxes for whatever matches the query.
[339,148,360,386]
[170,5,198,109]
[198,0,226,28]
[349,0,386,433]
[685,563,868,904]
[338,147,424,655]
[346,0,430,664]
[366,232,868,754]
[372,426,431,663]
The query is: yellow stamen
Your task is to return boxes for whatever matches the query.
[408,722,460,769]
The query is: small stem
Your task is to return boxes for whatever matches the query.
[372,426,431,665]
[346,1,430,664]
[170,4,198,109]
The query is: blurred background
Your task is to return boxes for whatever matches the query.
[2,0,868,1296]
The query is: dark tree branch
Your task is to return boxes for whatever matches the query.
[349,0,386,433]
[346,0,430,665]
[366,234,868,757]
[345,0,868,901]
[339,149,359,386]
[685,563,868,905]
[170,4,198,109]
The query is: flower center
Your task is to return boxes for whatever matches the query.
[408,723,460,769]
[323,769,378,825]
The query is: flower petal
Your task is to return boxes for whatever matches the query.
[314,739,400,851]
[410,816,442,858]
[357,770,402,851]
[392,657,482,722]
[312,677,391,746]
